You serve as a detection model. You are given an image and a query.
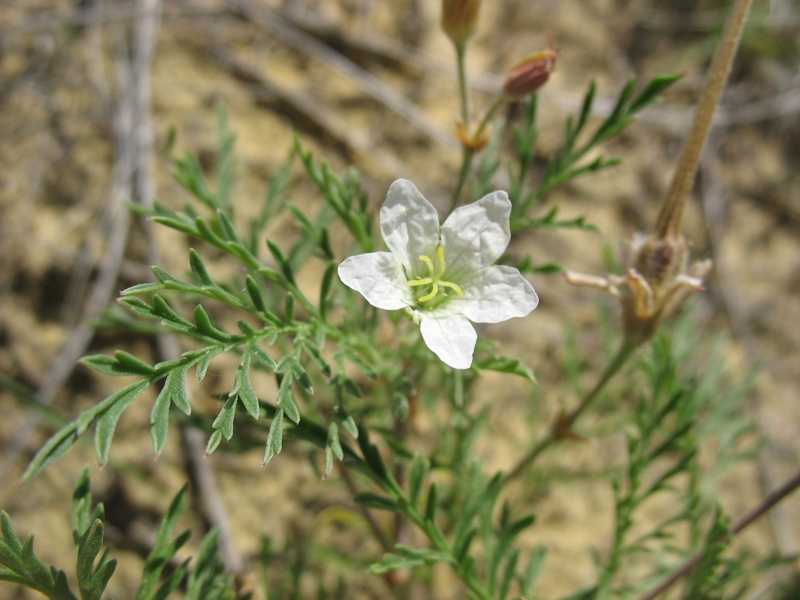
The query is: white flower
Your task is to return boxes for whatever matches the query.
[338,179,539,369]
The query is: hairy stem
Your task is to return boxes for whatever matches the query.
[655,0,754,239]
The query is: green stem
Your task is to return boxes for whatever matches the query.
[451,149,475,213]
[450,95,506,213]
[401,504,492,600]
[505,338,640,483]
[456,42,470,128]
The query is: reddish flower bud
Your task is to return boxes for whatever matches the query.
[441,0,482,46]
[503,48,558,100]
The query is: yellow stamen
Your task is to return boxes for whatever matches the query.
[406,247,464,303]
[408,277,432,287]
[435,247,446,276]
[419,254,435,274]
[439,281,464,296]
[418,283,440,303]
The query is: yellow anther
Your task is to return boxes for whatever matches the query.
[418,283,440,303]
[419,254,435,274]
[436,247,446,276]
[409,277,432,287]
[439,281,464,296]
[406,247,463,303]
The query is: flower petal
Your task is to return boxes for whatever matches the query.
[451,265,538,323]
[419,312,477,369]
[380,179,440,275]
[441,190,511,278]
[338,252,414,310]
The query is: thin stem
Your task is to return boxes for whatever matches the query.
[340,467,394,553]
[456,42,470,128]
[450,95,505,213]
[655,0,754,239]
[451,149,475,213]
[505,338,639,483]
[638,468,800,600]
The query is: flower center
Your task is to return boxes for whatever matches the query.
[407,246,464,303]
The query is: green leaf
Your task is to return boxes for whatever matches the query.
[302,341,331,377]
[151,266,181,284]
[249,341,277,371]
[234,352,260,420]
[277,373,300,424]
[212,396,238,441]
[357,427,387,482]
[474,355,536,382]
[151,366,184,457]
[369,553,425,574]
[196,347,223,382]
[95,379,151,466]
[319,262,336,318]
[408,453,429,510]
[292,363,314,395]
[189,249,214,286]
[121,282,164,295]
[284,292,295,323]
[119,296,158,320]
[71,467,93,547]
[114,351,156,376]
[21,536,57,594]
[267,240,294,284]
[425,484,438,522]
[629,73,681,114]
[1,511,23,557]
[193,305,230,341]
[137,486,190,600]
[77,520,106,600]
[81,353,155,377]
[245,274,266,311]
[22,422,81,482]
[216,209,238,242]
[520,545,548,597]
[262,409,284,466]
[205,430,222,456]
[151,295,193,329]
[353,493,398,512]
[370,545,454,574]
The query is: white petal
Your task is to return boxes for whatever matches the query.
[419,313,477,369]
[380,179,440,275]
[441,190,511,279]
[450,265,538,323]
[338,252,414,310]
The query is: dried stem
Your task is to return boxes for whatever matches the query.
[655,0,754,239]
[638,469,800,600]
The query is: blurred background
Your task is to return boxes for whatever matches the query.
[1,1,799,598]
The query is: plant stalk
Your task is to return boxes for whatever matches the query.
[638,468,800,600]
[655,0,754,239]
[505,338,639,483]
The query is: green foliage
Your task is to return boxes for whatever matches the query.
[0,510,79,600]
[590,309,759,599]
[5,60,778,600]
[2,467,246,600]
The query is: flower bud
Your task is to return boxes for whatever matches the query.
[503,49,558,100]
[441,0,482,46]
